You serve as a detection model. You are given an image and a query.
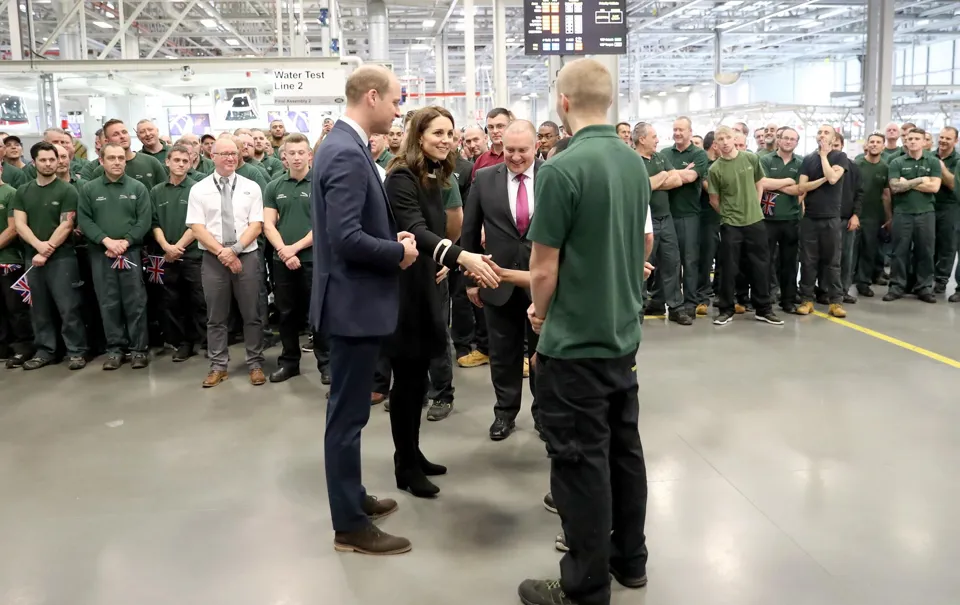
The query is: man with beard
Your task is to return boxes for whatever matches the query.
[81,119,165,189]
[250,129,285,180]
[854,133,892,299]
[832,133,863,304]
[268,119,287,154]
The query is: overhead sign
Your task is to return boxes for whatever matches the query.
[273,68,346,105]
[524,0,627,56]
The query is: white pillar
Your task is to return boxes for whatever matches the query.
[491,0,508,108]
[464,0,476,123]
[57,0,82,60]
[434,35,446,94]
[591,55,619,124]
[368,0,388,62]
[8,0,22,60]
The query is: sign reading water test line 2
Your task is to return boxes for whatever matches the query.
[273,69,346,105]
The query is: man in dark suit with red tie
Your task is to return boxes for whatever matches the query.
[311,65,419,555]
[462,120,542,441]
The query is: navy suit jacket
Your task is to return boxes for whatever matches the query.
[310,120,405,337]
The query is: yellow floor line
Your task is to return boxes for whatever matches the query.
[811,310,960,369]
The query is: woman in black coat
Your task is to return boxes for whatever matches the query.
[383,106,499,498]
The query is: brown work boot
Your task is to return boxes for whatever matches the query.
[829,303,847,318]
[334,524,412,556]
[795,301,814,315]
[362,495,399,520]
[734,304,746,314]
[202,370,228,388]
[457,349,489,368]
[250,368,266,386]
[696,303,708,316]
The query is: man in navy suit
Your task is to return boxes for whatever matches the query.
[311,65,419,555]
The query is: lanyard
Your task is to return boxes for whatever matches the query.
[213,175,238,195]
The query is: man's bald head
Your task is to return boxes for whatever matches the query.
[505,119,537,139]
[556,58,613,116]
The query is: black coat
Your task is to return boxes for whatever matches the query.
[382,165,462,359]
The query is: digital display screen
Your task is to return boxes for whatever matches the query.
[524,0,627,55]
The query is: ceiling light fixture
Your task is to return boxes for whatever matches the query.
[92,20,114,29]
[657,91,667,96]
[422,18,436,27]
[226,38,240,46]
[411,43,432,51]
[200,18,218,29]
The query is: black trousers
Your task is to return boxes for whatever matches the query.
[798,216,842,304]
[449,269,488,357]
[765,219,799,309]
[485,287,539,423]
[74,245,105,355]
[537,350,647,605]
[325,335,381,532]
[388,355,431,473]
[161,257,206,347]
[718,222,772,315]
[0,266,34,356]
[272,260,329,371]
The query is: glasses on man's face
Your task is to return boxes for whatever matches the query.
[214,152,239,158]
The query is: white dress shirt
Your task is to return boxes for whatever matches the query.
[506,162,536,228]
[339,116,368,144]
[645,211,653,234]
[185,171,264,253]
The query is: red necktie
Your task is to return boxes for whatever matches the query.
[515,173,529,234]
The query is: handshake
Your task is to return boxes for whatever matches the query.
[463,255,505,288]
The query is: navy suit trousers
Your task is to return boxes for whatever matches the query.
[325,334,383,532]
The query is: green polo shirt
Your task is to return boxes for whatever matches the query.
[77,174,152,249]
[707,151,764,227]
[935,150,959,206]
[80,152,166,190]
[2,163,25,189]
[151,178,200,260]
[757,148,775,158]
[641,151,673,218]
[245,159,271,180]
[855,157,890,222]
[528,124,648,359]
[264,173,313,262]
[10,178,79,261]
[758,152,802,221]
[376,151,395,169]
[197,156,216,175]
[888,152,942,214]
[881,146,903,162]
[662,143,708,218]
[442,174,462,210]
[141,143,170,165]
[0,184,21,264]
[252,155,285,180]
[237,162,268,192]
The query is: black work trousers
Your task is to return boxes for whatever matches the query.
[0,266,34,357]
[798,216,842,304]
[449,269,488,357]
[388,355,431,474]
[537,350,648,605]
[74,245,105,355]
[765,219,799,309]
[272,260,329,371]
[161,257,207,348]
[718,222,772,315]
[485,286,539,424]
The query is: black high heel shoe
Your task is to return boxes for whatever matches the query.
[396,470,440,498]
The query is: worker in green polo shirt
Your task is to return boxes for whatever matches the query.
[0,139,26,189]
[11,141,88,371]
[371,133,394,169]
[708,126,783,326]
[81,119,166,190]
[758,126,803,314]
[518,58,649,605]
[136,119,170,166]
[933,126,959,293]
[21,128,75,181]
[237,133,271,181]
[884,127,942,303]
[150,144,206,363]
[632,122,688,324]
[250,129,285,180]
[855,133,892,298]
[663,116,709,319]
[881,122,904,162]
[0,173,33,368]
[262,133,327,384]
[77,141,153,369]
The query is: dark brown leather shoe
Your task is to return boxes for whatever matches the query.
[250,368,266,385]
[371,392,386,405]
[334,525,411,556]
[362,495,398,520]
[202,370,228,388]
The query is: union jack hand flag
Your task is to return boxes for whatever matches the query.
[111,255,136,270]
[145,255,166,285]
[11,272,30,306]
[0,263,22,276]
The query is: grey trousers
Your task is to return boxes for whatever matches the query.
[840,222,859,295]
[202,251,265,371]
[648,215,683,310]
[427,278,455,403]
[889,211,935,297]
[673,214,700,311]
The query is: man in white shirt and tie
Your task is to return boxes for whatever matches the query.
[186,137,266,387]
[461,120,542,441]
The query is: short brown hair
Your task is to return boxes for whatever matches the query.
[101,142,125,156]
[167,144,191,158]
[283,132,310,147]
[908,127,927,137]
[345,65,394,105]
[102,119,126,138]
[387,105,456,189]
[556,58,613,115]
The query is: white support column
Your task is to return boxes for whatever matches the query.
[876,0,895,131]
[863,0,895,133]
[329,0,340,55]
[464,0,476,123]
[276,0,284,56]
[368,0,388,62]
[118,0,125,58]
[440,34,450,92]
[434,35,446,95]
[78,3,87,59]
[7,0,22,60]
[590,54,620,124]
[491,0,508,108]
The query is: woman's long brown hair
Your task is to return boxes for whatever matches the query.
[386,105,457,189]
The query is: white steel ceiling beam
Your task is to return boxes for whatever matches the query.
[145,0,201,59]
